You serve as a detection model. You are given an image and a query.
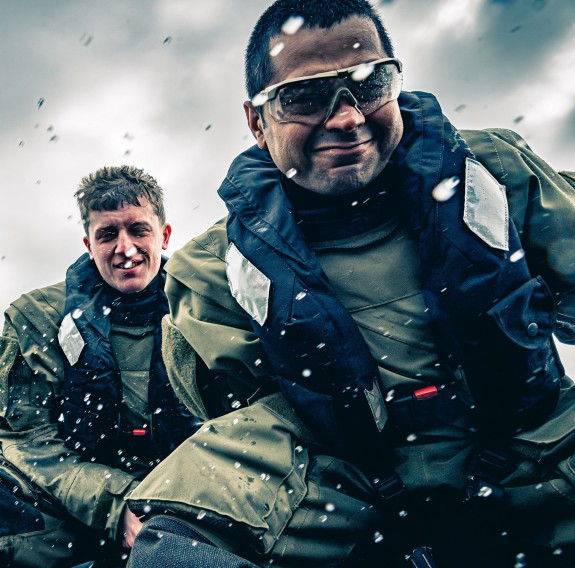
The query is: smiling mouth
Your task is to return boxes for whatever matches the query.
[116,259,143,269]
[313,139,373,153]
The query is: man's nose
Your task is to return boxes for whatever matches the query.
[116,231,136,255]
[323,88,365,131]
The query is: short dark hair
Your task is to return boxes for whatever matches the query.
[245,0,395,100]
[75,165,166,234]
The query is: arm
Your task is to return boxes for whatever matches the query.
[163,218,275,417]
[463,128,575,343]
[0,284,138,541]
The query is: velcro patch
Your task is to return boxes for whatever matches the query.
[58,313,85,366]
[463,157,509,250]
[226,242,271,326]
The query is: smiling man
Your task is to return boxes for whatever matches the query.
[127,1,575,567]
[0,166,197,568]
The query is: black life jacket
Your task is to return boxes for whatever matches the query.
[218,91,562,468]
[59,253,196,468]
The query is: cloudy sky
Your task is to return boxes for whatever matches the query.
[1,0,574,367]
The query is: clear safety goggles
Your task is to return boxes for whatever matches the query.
[253,57,403,125]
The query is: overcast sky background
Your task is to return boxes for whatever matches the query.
[1,0,574,368]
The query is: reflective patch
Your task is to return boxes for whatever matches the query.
[463,157,509,251]
[58,313,85,366]
[226,242,271,326]
[364,380,388,432]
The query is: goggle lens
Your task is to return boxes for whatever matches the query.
[267,61,402,124]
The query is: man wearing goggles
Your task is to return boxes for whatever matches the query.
[128,1,575,568]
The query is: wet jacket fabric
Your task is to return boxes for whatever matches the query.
[128,92,575,567]
[219,92,561,466]
[0,256,193,567]
[61,253,194,464]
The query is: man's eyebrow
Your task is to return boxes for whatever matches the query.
[94,224,118,235]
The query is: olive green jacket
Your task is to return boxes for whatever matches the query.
[128,130,575,566]
[0,282,138,540]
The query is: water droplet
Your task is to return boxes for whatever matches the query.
[295,292,307,300]
[351,63,375,81]
[325,503,335,512]
[72,309,83,319]
[103,306,111,316]
[509,249,525,263]
[281,15,305,35]
[399,510,408,517]
[373,531,384,543]
[197,510,206,520]
[143,505,152,514]
[234,462,242,469]
[477,485,493,498]
[406,433,418,442]
[270,42,284,57]
[125,246,137,258]
[553,548,563,556]
[286,168,297,179]
[252,92,268,106]
[231,400,241,409]
[302,369,312,378]
[432,176,459,202]
[319,514,328,523]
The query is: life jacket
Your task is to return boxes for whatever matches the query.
[58,253,196,467]
[218,91,562,467]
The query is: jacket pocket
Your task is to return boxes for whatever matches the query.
[485,276,556,349]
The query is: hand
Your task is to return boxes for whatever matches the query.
[122,506,143,549]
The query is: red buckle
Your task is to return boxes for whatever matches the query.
[132,429,147,436]
[413,385,438,400]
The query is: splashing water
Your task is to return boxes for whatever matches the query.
[509,249,525,263]
[251,92,268,107]
[432,176,459,202]
[351,63,375,82]
[286,168,297,179]
[270,42,284,57]
[281,15,305,35]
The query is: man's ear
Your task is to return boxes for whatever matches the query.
[162,223,172,250]
[83,236,94,260]
[244,101,267,149]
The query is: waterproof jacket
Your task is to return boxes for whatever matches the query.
[218,92,564,462]
[0,257,189,540]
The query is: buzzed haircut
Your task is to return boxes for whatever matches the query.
[245,0,395,100]
[75,165,166,234]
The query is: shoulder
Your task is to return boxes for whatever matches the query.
[166,217,229,287]
[5,281,66,335]
[165,217,246,317]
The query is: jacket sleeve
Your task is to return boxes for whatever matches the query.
[164,218,274,415]
[462,128,575,344]
[0,285,137,541]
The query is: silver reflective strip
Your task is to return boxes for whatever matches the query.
[463,157,509,251]
[225,243,271,326]
[58,313,85,366]
[365,380,388,432]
